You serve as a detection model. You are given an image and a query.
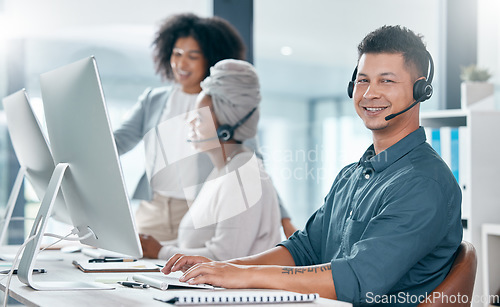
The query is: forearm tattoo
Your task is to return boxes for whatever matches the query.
[281,264,331,275]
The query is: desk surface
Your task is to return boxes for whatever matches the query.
[0,245,351,307]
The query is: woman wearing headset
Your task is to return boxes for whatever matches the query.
[140,59,282,260]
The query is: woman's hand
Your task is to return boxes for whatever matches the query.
[139,234,162,259]
[161,254,212,275]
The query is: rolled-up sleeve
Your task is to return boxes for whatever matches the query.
[279,205,325,266]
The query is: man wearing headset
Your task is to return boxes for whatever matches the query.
[161,25,462,306]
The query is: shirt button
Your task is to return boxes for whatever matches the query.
[364,173,370,179]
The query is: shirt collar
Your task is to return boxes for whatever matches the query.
[359,127,427,173]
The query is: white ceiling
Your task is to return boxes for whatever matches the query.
[254,0,443,98]
[255,0,442,67]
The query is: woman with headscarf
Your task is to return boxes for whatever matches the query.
[140,59,282,260]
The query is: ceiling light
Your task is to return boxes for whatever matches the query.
[280,46,293,56]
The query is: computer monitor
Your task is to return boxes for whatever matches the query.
[1,89,71,246]
[17,57,142,290]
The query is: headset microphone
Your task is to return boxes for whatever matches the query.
[347,50,434,121]
[384,94,427,121]
[186,136,220,143]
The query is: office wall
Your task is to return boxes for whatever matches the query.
[478,0,500,88]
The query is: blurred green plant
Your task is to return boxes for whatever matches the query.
[460,64,492,82]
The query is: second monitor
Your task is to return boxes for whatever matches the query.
[17,56,142,290]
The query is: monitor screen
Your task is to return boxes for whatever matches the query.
[2,89,71,245]
[16,56,142,291]
[38,56,142,258]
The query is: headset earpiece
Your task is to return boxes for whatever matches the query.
[412,50,434,102]
[347,67,358,98]
[215,107,257,142]
[412,79,433,101]
[216,125,234,142]
[347,81,354,99]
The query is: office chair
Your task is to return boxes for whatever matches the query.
[419,241,477,307]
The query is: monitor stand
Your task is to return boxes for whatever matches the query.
[0,166,26,246]
[16,163,113,290]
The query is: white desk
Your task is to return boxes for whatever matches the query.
[0,246,350,307]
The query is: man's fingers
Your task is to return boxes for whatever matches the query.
[162,254,185,274]
[172,255,194,272]
[187,273,221,287]
[180,263,210,282]
[172,256,209,272]
[163,255,213,275]
[181,264,192,272]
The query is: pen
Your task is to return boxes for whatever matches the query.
[117,281,150,289]
[88,258,137,263]
[154,297,179,304]
[0,269,47,274]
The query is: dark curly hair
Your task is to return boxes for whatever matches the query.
[152,13,246,81]
[357,25,429,79]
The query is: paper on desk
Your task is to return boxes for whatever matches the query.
[0,253,63,261]
[81,248,134,259]
[0,262,12,269]
[72,260,160,273]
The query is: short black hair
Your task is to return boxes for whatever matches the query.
[152,13,246,81]
[357,25,429,79]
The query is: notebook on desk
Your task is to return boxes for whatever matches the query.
[72,260,160,273]
[154,290,319,305]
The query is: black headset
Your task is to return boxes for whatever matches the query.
[347,50,434,102]
[216,107,258,142]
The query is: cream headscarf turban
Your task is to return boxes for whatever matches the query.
[200,59,260,142]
